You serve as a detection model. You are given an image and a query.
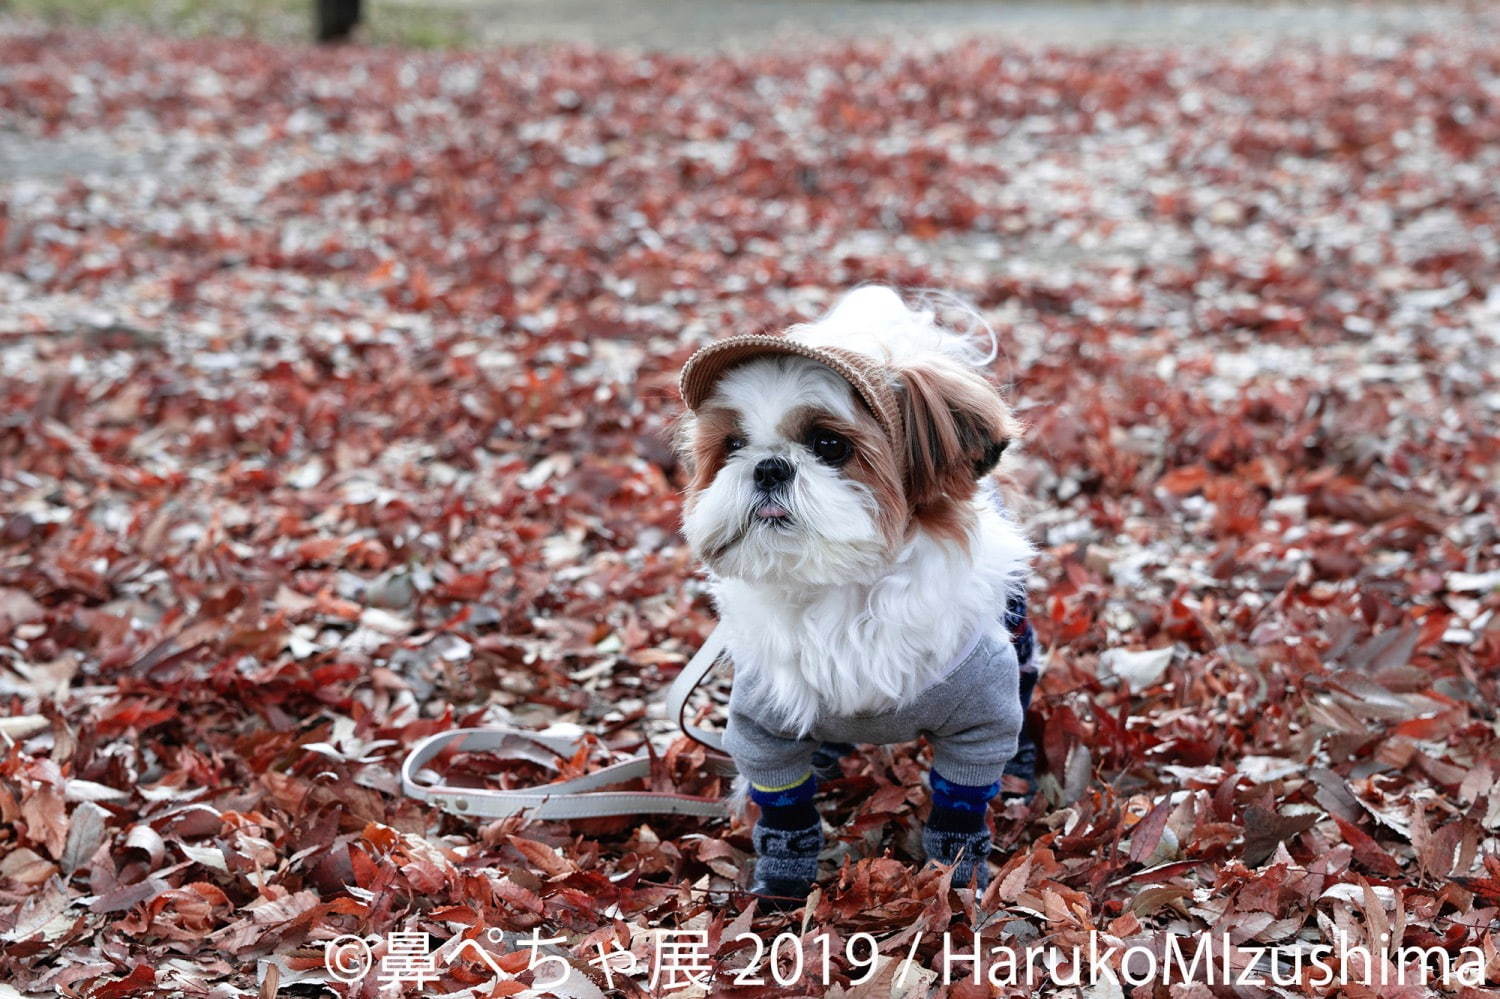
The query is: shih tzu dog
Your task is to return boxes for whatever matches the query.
[677,286,1040,907]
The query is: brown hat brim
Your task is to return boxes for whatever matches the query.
[679,335,902,448]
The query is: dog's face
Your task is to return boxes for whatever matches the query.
[680,351,1013,588]
[681,356,898,587]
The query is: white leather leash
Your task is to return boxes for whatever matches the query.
[400,626,736,820]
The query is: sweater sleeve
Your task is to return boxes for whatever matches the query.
[927,637,1023,787]
[723,697,820,792]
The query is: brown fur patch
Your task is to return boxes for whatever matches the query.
[897,359,1017,546]
[680,405,744,497]
[776,404,906,547]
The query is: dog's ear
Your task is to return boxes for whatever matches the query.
[670,410,699,480]
[897,360,1016,508]
[674,405,746,495]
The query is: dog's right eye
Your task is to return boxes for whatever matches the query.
[724,435,746,453]
[807,428,853,466]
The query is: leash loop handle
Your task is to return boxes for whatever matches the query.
[400,626,734,821]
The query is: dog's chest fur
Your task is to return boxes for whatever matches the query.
[713,500,1031,737]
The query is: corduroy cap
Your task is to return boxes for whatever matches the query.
[679,335,903,449]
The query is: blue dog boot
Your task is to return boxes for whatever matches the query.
[922,825,993,890]
[747,820,823,911]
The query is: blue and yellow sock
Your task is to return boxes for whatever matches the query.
[749,772,817,830]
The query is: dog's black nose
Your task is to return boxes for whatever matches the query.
[754,457,795,490]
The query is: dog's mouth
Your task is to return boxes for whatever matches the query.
[700,494,795,562]
[752,500,790,524]
[750,493,792,526]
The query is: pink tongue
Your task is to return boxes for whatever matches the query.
[756,503,788,519]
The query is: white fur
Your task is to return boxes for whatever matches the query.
[715,502,1030,736]
[788,285,999,370]
[682,287,1032,738]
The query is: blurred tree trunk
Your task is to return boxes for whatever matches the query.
[316,0,362,42]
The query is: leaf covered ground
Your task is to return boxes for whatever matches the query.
[1,15,1499,998]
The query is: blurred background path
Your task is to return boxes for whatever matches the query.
[0,0,1484,53]
[435,0,1475,52]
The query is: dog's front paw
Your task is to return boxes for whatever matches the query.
[921,826,992,891]
[747,821,822,911]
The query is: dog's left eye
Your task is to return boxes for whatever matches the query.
[807,429,853,466]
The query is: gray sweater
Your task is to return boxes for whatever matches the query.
[723,629,1023,790]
